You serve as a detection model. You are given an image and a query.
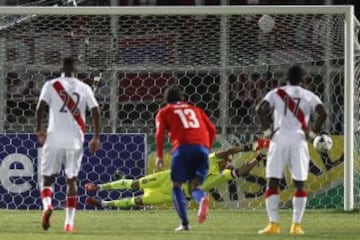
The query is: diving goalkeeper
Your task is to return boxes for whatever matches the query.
[85,138,269,208]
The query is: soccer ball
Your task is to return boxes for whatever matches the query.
[313,134,333,151]
[258,14,275,33]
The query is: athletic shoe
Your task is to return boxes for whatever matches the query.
[41,206,53,231]
[258,222,280,234]
[198,196,209,224]
[64,224,76,233]
[174,224,190,232]
[85,183,98,192]
[85,197,101,207]
[290,223,304,235]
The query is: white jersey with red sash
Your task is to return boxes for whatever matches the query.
[38,75,99,149]
[263,85,322,145]
[262,85,323,181]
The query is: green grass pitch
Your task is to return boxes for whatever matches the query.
[0,209,358,240]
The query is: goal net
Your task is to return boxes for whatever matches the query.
[0,6,358,210]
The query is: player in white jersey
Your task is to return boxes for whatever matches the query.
[256,65,327,235]
[36,57,101,233]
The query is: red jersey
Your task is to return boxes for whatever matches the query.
[155,102,216,159]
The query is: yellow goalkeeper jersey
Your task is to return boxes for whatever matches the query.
[142,152,233,201]
[202,152,233,192]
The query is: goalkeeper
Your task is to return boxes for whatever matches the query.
[85,138,269,208]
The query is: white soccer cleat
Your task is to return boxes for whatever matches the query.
[174,224,190,232]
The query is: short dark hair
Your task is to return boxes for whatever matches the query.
[62,56,75,72]
[287,65,304,85]
[164,85,184,103]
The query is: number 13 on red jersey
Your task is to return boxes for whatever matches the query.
[174,109,200,129]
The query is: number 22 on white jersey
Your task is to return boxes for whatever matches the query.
[174,109,200,129]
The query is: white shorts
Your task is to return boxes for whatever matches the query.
[266,141,310,181]
[40,147,83,179]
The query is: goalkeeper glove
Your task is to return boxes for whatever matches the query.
[252,138,270,152]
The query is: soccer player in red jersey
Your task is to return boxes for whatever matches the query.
[36,57,101,232]
[155,85,216,231]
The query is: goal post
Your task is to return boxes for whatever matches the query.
[0,5,357,211]
[0,5,353,15]
[344,7,354,211]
